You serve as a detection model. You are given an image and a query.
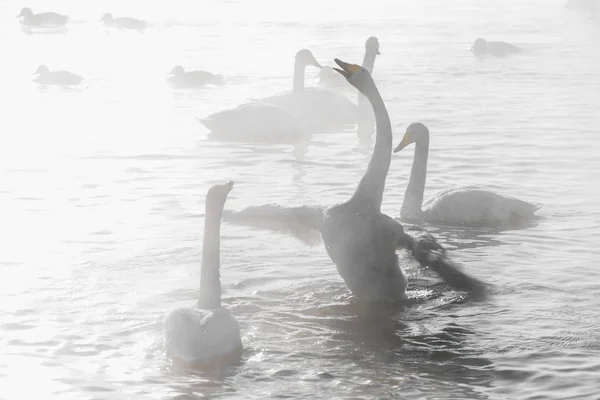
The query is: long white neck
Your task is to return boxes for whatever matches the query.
[293,57,306,93]
[401,136,429,219]
[357,51,379,138]
[350,82,392,211]
[197,201,224,309]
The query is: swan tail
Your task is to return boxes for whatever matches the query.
[223,204,324,247]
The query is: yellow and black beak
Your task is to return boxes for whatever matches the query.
[333,58,361,79]
[393,132,413,153]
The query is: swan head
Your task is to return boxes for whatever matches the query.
[33,64,50,75]
[394,122,429,152]
[296,49,322,69]
[168,65,185,76]
[206,181,234,209]
[332,58,374,94]
[470,38,488,53]
[101,13,113,22]
[17,7,33,18]
[365,36,381,55]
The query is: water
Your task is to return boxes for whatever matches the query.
[1,0,600,398]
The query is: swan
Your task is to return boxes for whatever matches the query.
[101,13,147,31]
[470,38,522,57]
[33,65,83,86]
[318,36,381,89]
[167,66,224,88]
[164,181,242,364]
[17,7,69,27]
[258,50,358,132]
[223,60,486,302]
[199,49,323,143]
[394,122,540,229]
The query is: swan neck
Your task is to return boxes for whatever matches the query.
[357,51,378,136]
[350,84,392,210]
[402,136,429,219]
[293,58,306,93]
[198,201,223,309]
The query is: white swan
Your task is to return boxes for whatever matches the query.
[394,122,540,229]
[167,65,224,88]
[258,51,358,132]
[33,65,83,86]
[223,61,486,301]
[199,49,322,143]
[470,38,522,57]
[318,36,381,89]
[101,13,147,31]
[17,7,69,27]
[164,181,242,364]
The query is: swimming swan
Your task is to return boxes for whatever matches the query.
[259,52,358,132]
[394,122,540,229]
[101,13,147,31]
[223,61,486,301]
[318,36,381,89]
[199,49,322,143]
[164,181,242,364]
[33,65,83,86]
[17,7,69,27]
[470,38,522,57]
[167,65,224,88]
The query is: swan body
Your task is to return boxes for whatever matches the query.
[256,49,357,132]
[33,65,83,86]
[167,65,224,88]
[470,38,522,57]
[200,49,322,142]
[199,102,304,143]
[17,7,68,27]
[319,36,381,89]
[101,13,147,30]
[164,181,242,364]
[394,123,540,229]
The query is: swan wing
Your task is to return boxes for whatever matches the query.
[223,204,324,246]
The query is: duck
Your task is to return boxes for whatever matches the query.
[17,7,69,27]
[167,65,224,88]
[198,49,323,143]
[33,65,83,86]
[470,38,523,57]
[164,181,242,364]
[101,13,147,31]
[222,61,486,301]
[393,122,540,229]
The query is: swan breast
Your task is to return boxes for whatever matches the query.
[164,307,242,363]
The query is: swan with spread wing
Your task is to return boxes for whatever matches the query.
[224,60,485,301]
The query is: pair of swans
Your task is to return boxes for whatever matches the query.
[200,38,381,143]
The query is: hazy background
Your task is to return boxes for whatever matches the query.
[1,0,599,398]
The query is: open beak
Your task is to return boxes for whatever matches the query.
[333,58,360,79]
[393,132,413,153]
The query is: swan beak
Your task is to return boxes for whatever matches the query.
[393,132,413,153]
[224,180,234,193]
[376,49,381,55]
[332,58,361,79]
